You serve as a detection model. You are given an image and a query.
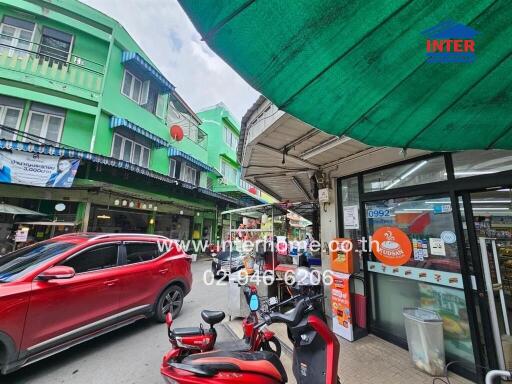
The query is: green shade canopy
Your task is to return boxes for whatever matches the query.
[179,0,512,151]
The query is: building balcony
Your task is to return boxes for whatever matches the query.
[212,177,266,203]
[0,39,104,102]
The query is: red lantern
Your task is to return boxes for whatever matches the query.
[170,125,184,141]
[248,186,257,194]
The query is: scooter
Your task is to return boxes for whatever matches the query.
[163,285,281,363]
[161,291,340,384]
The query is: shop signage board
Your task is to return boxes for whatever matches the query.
[14,228,29,243]
[331,271,353,341]
[371,226,412,266]
[367,261,463,289]
[0,150,79,188]
[343,205,359,229]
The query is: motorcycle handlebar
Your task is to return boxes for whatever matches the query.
[255,293,325,329]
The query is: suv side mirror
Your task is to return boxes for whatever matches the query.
[38,266,75,281]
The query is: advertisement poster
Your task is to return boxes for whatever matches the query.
[419,283,474,363]
[331,272,353,341]
[0,150,79,188]
[343,205,359,229]
[429,238,446,256]
[371,226,412,266]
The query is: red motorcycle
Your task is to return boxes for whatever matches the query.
[163,286,281,363]
[161,292,340,384]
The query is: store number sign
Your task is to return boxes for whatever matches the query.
[367,208,391,218]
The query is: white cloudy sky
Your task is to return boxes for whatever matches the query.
[81,0,259,121]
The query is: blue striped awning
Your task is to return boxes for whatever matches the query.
[110,117,168,148]
[0,140,239,205]
[168,146,220,176]
[121,52,174,93]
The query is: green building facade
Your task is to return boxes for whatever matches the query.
[198,103,275,205]
[0,0,242,252]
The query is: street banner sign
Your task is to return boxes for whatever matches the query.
[0,150,79,188]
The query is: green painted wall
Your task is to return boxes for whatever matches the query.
[60,110,94,151]
[198,104,240,171]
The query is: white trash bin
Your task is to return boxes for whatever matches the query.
[403,307,445,376]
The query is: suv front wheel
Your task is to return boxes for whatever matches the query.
[154,285,184,322]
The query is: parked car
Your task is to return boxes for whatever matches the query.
[211,250,243,278]
[0,233,192,374]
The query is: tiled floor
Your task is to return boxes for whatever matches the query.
[226,320,473,384]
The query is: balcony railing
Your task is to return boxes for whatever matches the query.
[239,178,261,196]
[0,35,105,100]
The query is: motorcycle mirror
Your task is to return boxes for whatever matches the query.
[165,312,173,327]
[249,293,260,311]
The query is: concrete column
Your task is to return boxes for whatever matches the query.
[319,179,338,322]
[80,202,91,232]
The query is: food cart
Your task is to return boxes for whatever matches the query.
[220,203,314,318]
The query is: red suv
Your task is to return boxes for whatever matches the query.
[0,233,192,374]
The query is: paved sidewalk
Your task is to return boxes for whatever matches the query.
[226,320,473,384]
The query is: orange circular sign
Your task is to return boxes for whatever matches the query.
[371,226,412,266]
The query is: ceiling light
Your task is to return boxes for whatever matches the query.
[452,171,495,176]
[97,215,111,219]
[473,207,511,211]
[300,136,352,160]
[384,161,428,190]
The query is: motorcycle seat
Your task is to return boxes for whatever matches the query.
[201,310,225,326]
[180,350,287,382]
[172,327,203,337]
[214,338,251,352]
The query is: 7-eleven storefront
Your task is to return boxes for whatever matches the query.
[238,100,512,382]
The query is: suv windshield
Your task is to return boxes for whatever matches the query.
[0,241,75,283]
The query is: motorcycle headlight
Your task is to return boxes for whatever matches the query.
[212,257,219,263]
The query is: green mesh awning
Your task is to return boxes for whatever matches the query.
[178,0,512,151]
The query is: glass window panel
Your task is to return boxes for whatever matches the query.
[169,159,176,177]
[122,140,132,162]
[39,28,71,61]
[141,147,149,168]
[132,77,142,103]
[366,195,473,366]
[0,25,15,55]
[133,144,141,164]
[340,177,362,269]
[122,71,132,97]
[63,245,118,273]
[363,156,447,192]
[0,107,21,139]
[112,135,122,159]
[125,243,160,264]
[1,24,15,36]
[452,150,512,178]
[27,112,45,137]
[18,29,32,50]
[46,115,62,142]
[366,195,460,272]
[370,273,473,365]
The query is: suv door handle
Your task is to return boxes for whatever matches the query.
[158,268,169,275]
[104,279,119,287]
